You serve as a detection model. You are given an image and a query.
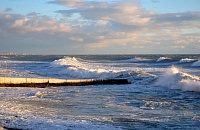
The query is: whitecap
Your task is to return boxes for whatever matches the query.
[156,57,170,62]
[179,58,197,63]
[51,57,158,84]
[51,57,125,79]
[156,66,200,92]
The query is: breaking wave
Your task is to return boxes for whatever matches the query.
[179,58,197,63]
[156,57,170,62]
[156,66,200,92]
[51,57,124,79]
[123,71,157,85]
[51,57,157,85]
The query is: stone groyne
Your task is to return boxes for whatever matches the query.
[0,77,130,87]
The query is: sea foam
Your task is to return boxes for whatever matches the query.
[51,57,157,84]
[156,66,200,92]
[51,57,125,79]
[179,58,197,63]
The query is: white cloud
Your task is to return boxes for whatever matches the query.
[69,37,84,42]
[11,17,29,28]
[10,16,72,33]
[1,0,200,54]
[54,1,152,26]
[95,20,108,26]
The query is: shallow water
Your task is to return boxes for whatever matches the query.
[0,55,200,129]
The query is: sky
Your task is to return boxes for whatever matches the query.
[0,0,200,54]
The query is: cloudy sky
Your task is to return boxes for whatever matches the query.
[0,0,200,54]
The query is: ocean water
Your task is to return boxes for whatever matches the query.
[0,55,200,130]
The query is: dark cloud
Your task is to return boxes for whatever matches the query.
[27,12,40,17]
[5,8,12,12]
[152,12,200,23]
[111,22,140,32]
[0,10,75,54]
[0,11,23,39]
[55,7,118,20]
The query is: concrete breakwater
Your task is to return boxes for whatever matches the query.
[0,77,129,87]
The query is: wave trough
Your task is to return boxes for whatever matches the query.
[192,60,200,67]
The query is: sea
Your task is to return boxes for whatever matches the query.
[0,54,200,130]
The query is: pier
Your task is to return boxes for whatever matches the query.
[0,77,129,87]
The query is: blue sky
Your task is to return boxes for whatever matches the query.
[1,0,200,16]
[0,0,200,54]
[141,0,200,13]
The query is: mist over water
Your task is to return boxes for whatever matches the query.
[0,55,200,129]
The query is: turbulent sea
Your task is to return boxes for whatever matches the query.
[0,54,200,130]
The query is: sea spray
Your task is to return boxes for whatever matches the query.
[156,66,200,92]
[51,57,125,79]
[51,57,157,83]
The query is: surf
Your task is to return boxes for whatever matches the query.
[51,57,157,84]
[156,57,170,62]
[156,66,200,92]
[179,58,197,63]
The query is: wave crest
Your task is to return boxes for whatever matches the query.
[51,57,157,84]
[156,66,200,92]
[156,57,170,62]
[51,57,124,79]
[179,58,197,63]
[126,71,157,85]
